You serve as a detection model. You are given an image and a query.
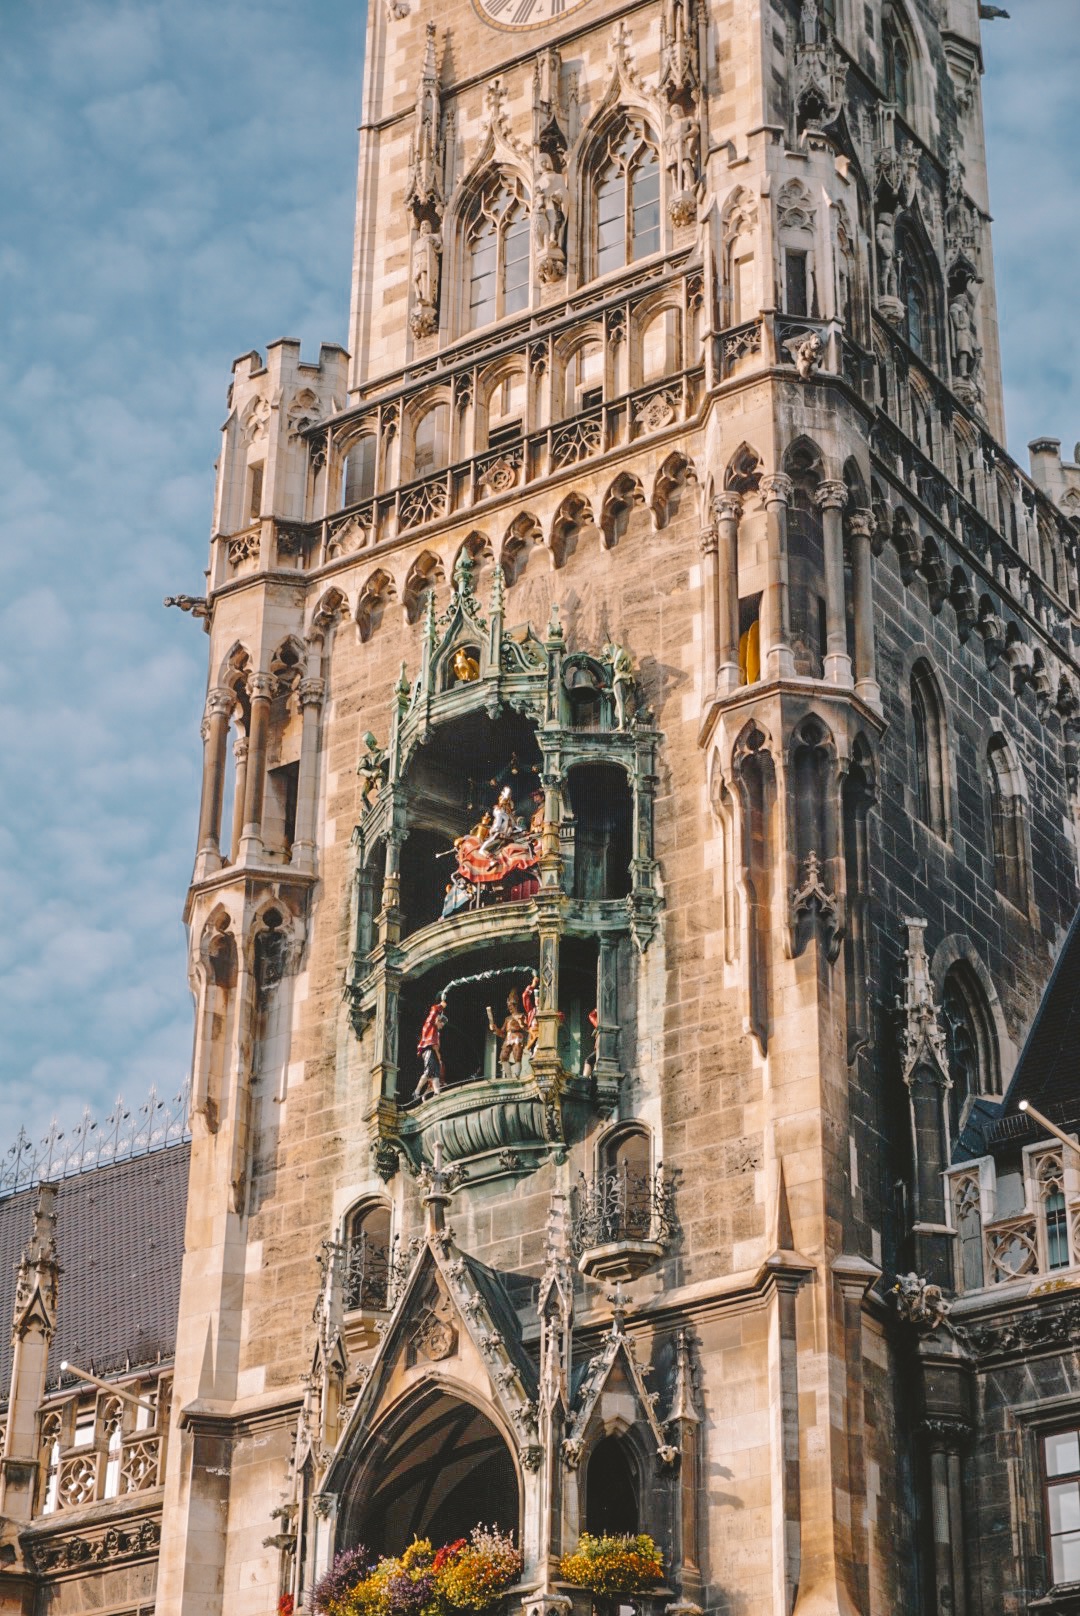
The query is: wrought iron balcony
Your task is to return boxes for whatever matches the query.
[571,1163,676,1281]
[342,1232,409,1314]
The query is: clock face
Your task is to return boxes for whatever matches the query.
[475,0,589,28]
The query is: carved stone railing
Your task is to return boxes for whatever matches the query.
[571,1163,676,1281]
[983,1213,1040,1284]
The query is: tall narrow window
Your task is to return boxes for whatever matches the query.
[344,1202,393,1311]
[952,1173,984,1291]
[785,250,809,317]
[904,276,927,356]
[884,24,912,115]
[502,207,531,315]
[247,462,264,522]
[594,122,661,278]
[1037,1152,1071,1271]
[941,961,999,1138]
[987,734,1030,910]
[413,403,450,478]
[466,181,531,332]
[342,436,377,507]
[1044,1429,1080,1586]
[910,660,947,837]
[469,216,499,329]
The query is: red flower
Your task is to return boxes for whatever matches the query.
[434,1538,467,1570]
[279,1596,296,1616]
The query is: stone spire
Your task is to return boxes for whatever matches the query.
[0,1183,60,1523]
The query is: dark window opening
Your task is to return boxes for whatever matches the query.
[785,250,809,318]
[566,764,633,901]
[580,385,604,412]
[344,1203,392,1311]
[586,1437,639,1536]
[248,462,264,523]
[266,761,299,855]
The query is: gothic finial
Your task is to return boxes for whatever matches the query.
[896,918,949,1085]
[668,1328,701,1424]
[421,1138,452,1239]
[606,1279,629,1333]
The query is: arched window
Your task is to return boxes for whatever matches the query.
[952,1172,984,1291]
[941,961,999,1136]
[594,120,661,278]
[467,182,531,331]
[586,1436,639,1535]
[599,1125,653,1241]
[885,28,911,113]
[910,660,948,837]
[1035,1152,1071,1271]
[341,435,377,507]
[904,272,928,358]
[343,1201,393,1311]
[987,734,1030,911]
[413,402,450,478]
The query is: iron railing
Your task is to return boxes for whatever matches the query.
[0,1082,191,1201]
[571,1163,677,1255]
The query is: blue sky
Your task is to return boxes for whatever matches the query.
[0,1,1076,1147]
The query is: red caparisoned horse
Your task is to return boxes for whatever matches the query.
[454,833,540,898]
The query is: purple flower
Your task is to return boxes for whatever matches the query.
[313,1546,372,1613]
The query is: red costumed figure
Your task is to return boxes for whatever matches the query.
[582,1007,599,1078]
[414,999,448,1101]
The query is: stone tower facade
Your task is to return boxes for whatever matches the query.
[149,0,1080,1614]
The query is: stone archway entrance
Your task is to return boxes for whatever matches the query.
[341,1387,520,1556]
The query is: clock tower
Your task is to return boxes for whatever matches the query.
[157,0,1080,1613]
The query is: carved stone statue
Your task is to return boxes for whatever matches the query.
[664,110,699,223]
[801,0,821,43]
[876,210,899,299]
[410,220,442,337]
[535,153,567,254]
[949,287,979,379]
[603,642,634,729]
[891,1271,951,1331]
[791,330,823,379]
[357,732,388,808]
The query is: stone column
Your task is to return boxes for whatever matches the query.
[760,473,795,679]
[291,676,326,872]
[815,480,853,687]
[194,687,234,878]
[238,671,275,862]
[849,510,881,709]
[698,521,719,702]
[713,492,743,694]
[230,736,249,866]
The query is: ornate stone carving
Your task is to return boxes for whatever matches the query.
[664,107,700,226]
[534,152,568,283]
[791,850,842,961]
[25,1515,162,1575]
[793,0,847,135]
[896,918,949,1086]
[410,220,443,339]
[891,1271,951,1330]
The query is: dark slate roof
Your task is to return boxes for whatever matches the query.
[985,905,1080,1153]
[0,1142,189,1407]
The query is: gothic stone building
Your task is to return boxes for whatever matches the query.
[3,0,1080,1612]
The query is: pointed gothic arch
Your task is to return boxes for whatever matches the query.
[337,1385,521,1559]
